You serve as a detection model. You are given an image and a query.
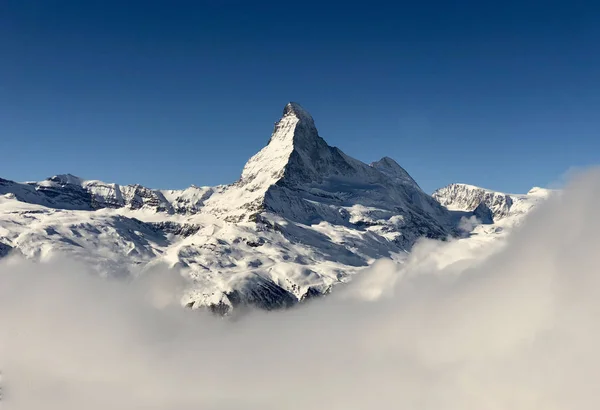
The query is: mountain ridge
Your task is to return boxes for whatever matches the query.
[433,182,553,222]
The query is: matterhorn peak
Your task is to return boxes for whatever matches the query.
[269,101,319,146]
[283,102,314,123]
[241,102,325,185]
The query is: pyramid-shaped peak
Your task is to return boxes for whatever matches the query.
[266,102,320,148]
[283,102,314,123]
[240,102,333,189]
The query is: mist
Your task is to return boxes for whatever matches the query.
[1,169,600,409]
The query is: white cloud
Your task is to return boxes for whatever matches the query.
[458,214,480,232]
[1,168,600,409]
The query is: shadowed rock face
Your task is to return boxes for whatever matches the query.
[0,242,12,258]
[0,102,474,312]
[370,156,421,188]
[472,202,495,224]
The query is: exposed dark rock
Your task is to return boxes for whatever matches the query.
[150,221,201,237]
[473,201,494,224]
[0,242,12,258]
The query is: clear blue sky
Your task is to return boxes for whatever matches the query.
[1,1,599,194]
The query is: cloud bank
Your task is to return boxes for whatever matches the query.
[1,169,600,409]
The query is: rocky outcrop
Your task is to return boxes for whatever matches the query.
[0,242,12,258]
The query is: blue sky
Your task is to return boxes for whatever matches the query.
[1,0,599,194]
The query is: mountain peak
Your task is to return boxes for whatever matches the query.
[47,174,85,186]
[267,102,318,146]
[283,102,314,123]
[240,103,323,186]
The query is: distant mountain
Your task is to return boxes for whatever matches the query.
[0,173,215,213]
[0,103,548,313]
[432,183,553,222]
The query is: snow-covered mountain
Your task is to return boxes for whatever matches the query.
[0,103,549,312]
[0,174,215,213]
[433,183,553,222]
[432,182,554,250]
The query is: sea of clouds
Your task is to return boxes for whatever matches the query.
[1,168,599,409]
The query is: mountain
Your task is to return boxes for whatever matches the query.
[0,174,215,213]
[433,183,553,222]
[432,183,554,251]
[0,103,547,313]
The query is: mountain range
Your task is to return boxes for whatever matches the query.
[0,103,552,312]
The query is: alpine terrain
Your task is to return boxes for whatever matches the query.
[0,103,551,312]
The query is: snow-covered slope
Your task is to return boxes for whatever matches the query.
[0,103,549,313]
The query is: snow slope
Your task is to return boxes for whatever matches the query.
[0,103,550,312]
